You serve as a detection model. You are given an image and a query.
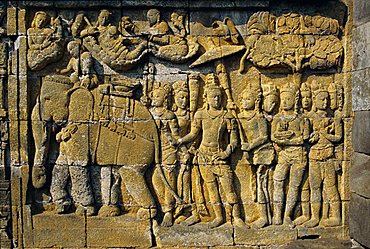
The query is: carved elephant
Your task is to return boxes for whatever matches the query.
[91,85,159,219]
[31,77,159,219]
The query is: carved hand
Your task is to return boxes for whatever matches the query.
[241,142,250,151]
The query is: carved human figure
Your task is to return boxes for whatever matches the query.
[303,82,342,228]
[238,84,275,229]
[169,12,186,37]
[58,41,80,83]
[79,52,99,90]
[261,83,279,121]
[271,84,309,225]
[177,73,244,228]
[150,85,180,227]
[27,11,64,70]
[146,9,170,36]
[293,82,312,226]
[145,9,189,59]
[172,80,202,226]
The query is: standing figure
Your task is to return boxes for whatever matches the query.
[150,85,180,227]
[172,80,203,226]
[178,73,244,229]
[303,82,342,228]
[238,84,275,229]
[271,83,309,225]
[293,82,312,226]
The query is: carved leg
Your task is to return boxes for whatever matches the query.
[161,167,176,227]
[284,163,305,225]
[99,166,120,217]
[294,171,310,226]
[303,161,322,228]
[252,165,269,228]
[69,166,96,216]
[119,165,156,220]
[218,166,245,227]
[321,161,341,227]
[272,161,289,225]
[50,164,71,214]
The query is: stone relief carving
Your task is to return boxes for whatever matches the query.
[22,6,349,247]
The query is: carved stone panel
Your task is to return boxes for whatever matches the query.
[4,1,354,248]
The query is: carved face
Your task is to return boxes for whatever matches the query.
[301,92,312,110]
[147,10,159,26]
[207,89,222,109]
[281,92,295,111]
[174,91,188,110]
[121,17,134,31]
[241,92,255,110]
[98,11,110,26]
[81,54,93,72]
[151,89,166,107]
[263,94,278,113]
[35,14,47,28]
[315,92,329,110]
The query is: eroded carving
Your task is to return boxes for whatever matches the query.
[25,7,349,247]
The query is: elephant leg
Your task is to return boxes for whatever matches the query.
[99,166,121,217]
[119,165,157,220]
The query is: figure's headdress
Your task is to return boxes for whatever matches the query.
[204,73,222,93]
[172,80,188,95]
[311,79,328,97]
[261,83,278,97]
[300,82,311,97]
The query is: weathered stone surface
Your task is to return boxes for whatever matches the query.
[154,222,234,247]
[0,1,358,248]
[32,213,86,248]
[352,111,370,155]
[282,238,352,249]
[353,21,370,71]
[234,225,297,245]
[350,192,370,248]
[354,0,370,27]
[86,214,152,247]
[352,67,370,111]
[350,152,370,199]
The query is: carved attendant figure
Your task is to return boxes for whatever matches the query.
[150,85,180,227]
[303,82,342,228]
[178,74,244,228]
[27,11,64,70]
[293,82,312,226]
[238,84,275,229]
[271,84,309,225]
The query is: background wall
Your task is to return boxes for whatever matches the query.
[350,0,370,248]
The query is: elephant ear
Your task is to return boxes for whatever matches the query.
[68,87,94,122]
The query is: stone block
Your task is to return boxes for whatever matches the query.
[350,192,370,248]
[350,152,370,198]
[353,22,370,71]
[234,225,297,246]
[352,111,370,155]
[296,226,348,240]
[154,222,234,247]
[352,68,370,111]
[32,213,86,248]
[189,0,269,9]
[86,214,152,248]
[354,0,370,27]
